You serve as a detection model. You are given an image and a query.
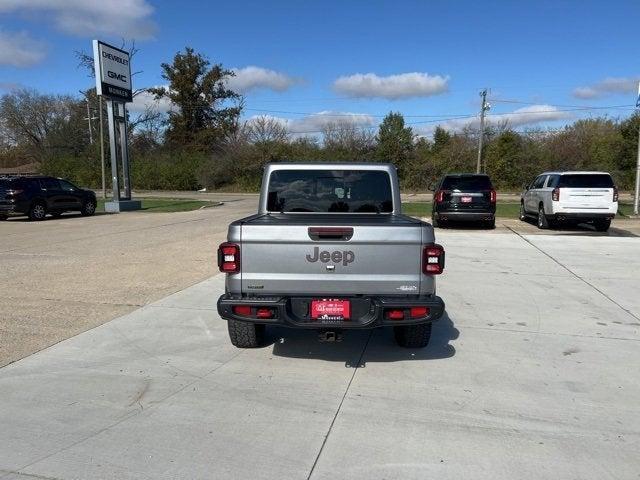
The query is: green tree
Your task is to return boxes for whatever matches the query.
[432,126,451,152]
[485,130,524,189]
[150,48,242,150]
[375,112,414,168]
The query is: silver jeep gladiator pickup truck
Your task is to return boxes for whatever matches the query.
[217,163,445,348]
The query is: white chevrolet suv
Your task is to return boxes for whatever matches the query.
[520,171,618,232]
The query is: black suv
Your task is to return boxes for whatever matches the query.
[431,173,496,228]
[0,175,97,221]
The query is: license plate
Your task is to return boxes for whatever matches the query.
[461,196,472,203]
[311,299,350,320]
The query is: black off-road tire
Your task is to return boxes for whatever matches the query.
[227,319,265,348]
[394,323,432,348]
[484,218,496,229]
[594,219,611,232]
[81,200,96,216]
[28,201,47,221]
[0,214,7,221]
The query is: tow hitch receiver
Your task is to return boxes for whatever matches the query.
[318,330,343,342]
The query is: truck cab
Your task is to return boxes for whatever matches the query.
[217,163,445,348]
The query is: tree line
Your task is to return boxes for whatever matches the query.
[1,47,638,191]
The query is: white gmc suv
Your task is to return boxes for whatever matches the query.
[520,171,618,232]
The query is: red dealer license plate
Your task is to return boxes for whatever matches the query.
[461,196,472,203]
[311,299,350,321]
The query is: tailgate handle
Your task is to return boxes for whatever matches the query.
[308,227,353,241]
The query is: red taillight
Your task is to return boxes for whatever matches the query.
[386,309,404,320]
[233,305,251,316]
[613,187,618,202]
[423,244,445,275]
[489,189,497,203]
[552,187,560,202]
[256,308,274,319]
[218,242,240,273]
[434,190,445,203]
[410,306,429,318]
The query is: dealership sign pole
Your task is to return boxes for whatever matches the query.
[92,40,141,212]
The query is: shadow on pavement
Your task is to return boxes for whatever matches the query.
[514,217,639,237]
[269,311,459,368]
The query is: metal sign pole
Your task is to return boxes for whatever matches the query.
[106,100,120,202]
[93,39,139,212]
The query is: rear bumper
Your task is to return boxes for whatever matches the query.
[0,200,29,215]
[217,294,445,329]
[550,212,615,221]
[435,210,494,222]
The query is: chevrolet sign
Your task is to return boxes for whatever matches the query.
[93,40,133,103]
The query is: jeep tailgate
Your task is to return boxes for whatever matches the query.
[235,214,430,296]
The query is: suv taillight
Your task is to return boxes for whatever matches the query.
[434,190,444,203]
[613,187,618,202]
[552,187,560,202]
[489,189,497,203]
[423,244,445,275]
[218,242,240,273]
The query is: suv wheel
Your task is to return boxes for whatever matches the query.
[537,206,549,230]
[594,219,611,232]
[227,319,265,348]
[394,323,432,348]
[519,202,527,221]
[0,214,7,221]
[81,200,96,216]
[29,202,47,221]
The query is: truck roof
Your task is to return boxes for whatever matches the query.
[265,162,396,172]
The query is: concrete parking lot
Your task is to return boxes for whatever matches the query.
[1,205,639,479]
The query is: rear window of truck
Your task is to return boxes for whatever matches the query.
[267,170,393,213]
[441,175,492,191]
[557,174,614,188]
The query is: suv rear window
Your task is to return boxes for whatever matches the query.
[267,170,393,213]
[558,174,613,188]
[441,175,492,191]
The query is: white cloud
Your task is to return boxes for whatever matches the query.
[0,0,156,39]
[226,66,300,94]
[572,76,640,99]
[419,105,571,136]
[333,72,449,100]
[0,30,46,67]
[129,87,174,114]
[246,111,376,135]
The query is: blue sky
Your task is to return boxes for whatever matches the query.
[1,0,639,136]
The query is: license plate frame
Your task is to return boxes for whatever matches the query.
[311,299,351,321]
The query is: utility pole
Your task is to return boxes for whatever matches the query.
[476,89,490,173]
[633,83,640,216]
[99,96,106,199]
[80,90,98,144]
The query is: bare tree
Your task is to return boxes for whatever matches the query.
[245,115,288,144]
